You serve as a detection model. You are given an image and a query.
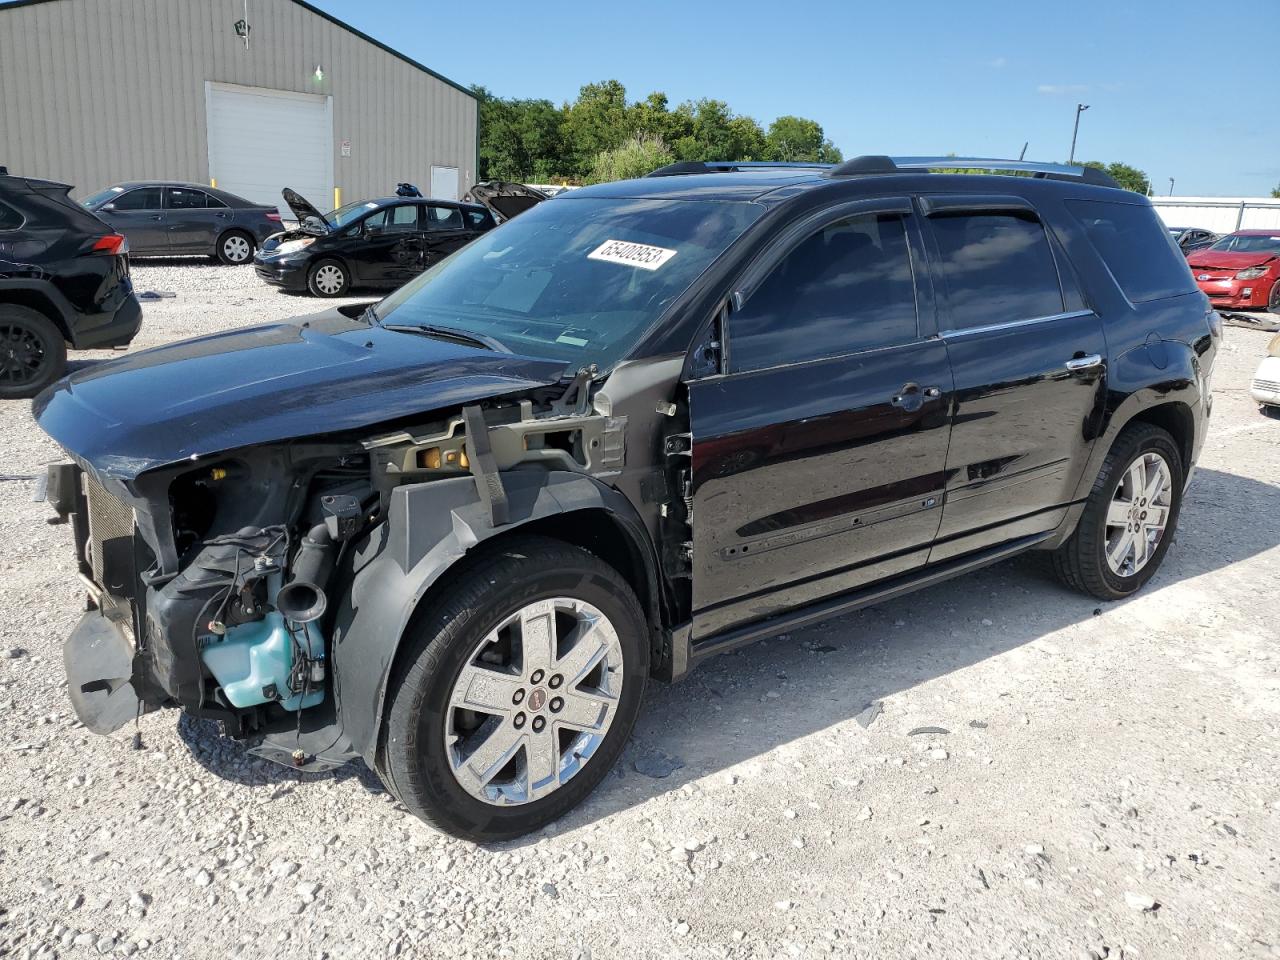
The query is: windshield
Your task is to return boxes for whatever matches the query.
[1208,233,1280,255]
[326,200,384,229]
[82,186,124,208]
[376,196,763,370]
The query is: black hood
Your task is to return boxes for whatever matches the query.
[466,181,549,221]
[281,187,328,229]
[33,310,565,481]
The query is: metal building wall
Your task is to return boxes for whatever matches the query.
[0,0,478,201]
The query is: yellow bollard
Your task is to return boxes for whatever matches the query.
[334,186,341,210]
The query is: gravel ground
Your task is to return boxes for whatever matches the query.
[2,262,1278,960]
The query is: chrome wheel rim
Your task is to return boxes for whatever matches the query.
[1104,451,1173,577]
[444,597,625,806]
[223,235,251,262]
[314,264,344,294]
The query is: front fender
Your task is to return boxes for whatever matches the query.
[329,469,659,766]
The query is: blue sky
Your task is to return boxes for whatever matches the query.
[310,0,1275,197]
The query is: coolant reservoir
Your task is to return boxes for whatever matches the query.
[200,612,324,711]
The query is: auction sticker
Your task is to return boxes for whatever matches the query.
[588,239,677,271]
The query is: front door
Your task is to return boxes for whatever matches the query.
[100,186,167,254]
[165,186,230,253]
[355,203,424,286]
[686,202,954,638]
[918,197,1108,562]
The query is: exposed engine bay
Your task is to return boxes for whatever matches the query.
[46,354,690,769]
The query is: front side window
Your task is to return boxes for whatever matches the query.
[929,212,1064,329]
[167,187,209,210]
[729,213,919,372]
[376,196,763,371]
[372,204,420,233]
[112,187,163,211]
[426,205,465,231]
[1066,199,1198,302]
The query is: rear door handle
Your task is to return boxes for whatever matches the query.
[1065,353,1103,372]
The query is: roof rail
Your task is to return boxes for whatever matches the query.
[646,160,832,178]
[826,155,1121,189]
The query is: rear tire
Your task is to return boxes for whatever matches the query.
[0,304,67,400]
[307,258,349,297]
[380,536,648,841]
[216,230,255,265]
[1051,423,1184,600]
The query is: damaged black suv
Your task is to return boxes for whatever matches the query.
[37,157,1218,841]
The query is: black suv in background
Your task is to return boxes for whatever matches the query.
[252,188,497,296]
[1,172,141,398]
[81,181,283,265]
[37,157,1217,841]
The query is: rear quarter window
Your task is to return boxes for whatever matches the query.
[1065,199,1197,303]
[0,199,22,230]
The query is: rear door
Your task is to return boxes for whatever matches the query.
[99,187,167,253]
[424,204,472,266]
[165,187,230,253]
[686,199,954,638]
[919,195,1108,561]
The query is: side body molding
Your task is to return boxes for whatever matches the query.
[328,469,662,766]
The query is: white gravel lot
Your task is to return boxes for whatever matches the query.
[1,261,1278,960]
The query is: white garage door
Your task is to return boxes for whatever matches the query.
[205,82,333,220]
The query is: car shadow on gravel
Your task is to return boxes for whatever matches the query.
[172,466,1279,841]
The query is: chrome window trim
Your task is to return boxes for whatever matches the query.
[939,309,1095,339]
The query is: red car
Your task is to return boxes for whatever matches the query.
[1186,229,1280,312]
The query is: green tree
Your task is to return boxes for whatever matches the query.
[670,99,765,162]
[764,116,843,163]
[586,134,675,184]
[1271,183,1280,199]
[472,85,564,182]
[561,80,630,177]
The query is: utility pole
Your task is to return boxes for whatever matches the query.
[1168,177,1175,196]
[1068,103,1090,164]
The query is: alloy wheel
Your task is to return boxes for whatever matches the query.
[314,264,345,295]
[223,234,252,263]
[444,597,625,806]
[0,321,45,387]
[1103,451,1173,577]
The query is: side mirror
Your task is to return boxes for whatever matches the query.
[101,203,115,212]
[364,221,384,237]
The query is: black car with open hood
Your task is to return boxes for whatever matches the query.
[254,187,496,297]
[39,157,1217,842]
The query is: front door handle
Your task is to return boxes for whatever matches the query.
[1065,353,1103,372]
[891,383,942,410]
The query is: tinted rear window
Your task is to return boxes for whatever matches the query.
[928,213,1064,330]
[1066,199,1197,302]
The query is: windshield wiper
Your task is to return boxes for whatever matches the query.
[381,323,511,354]
[361,304,379,325]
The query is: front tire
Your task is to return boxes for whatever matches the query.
[216,230,255,265]
[1268,279,1280,316]
[1051,423,1183,600]
[307,258,349,297]
[0,304,67,400]
[381,536,649,841]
